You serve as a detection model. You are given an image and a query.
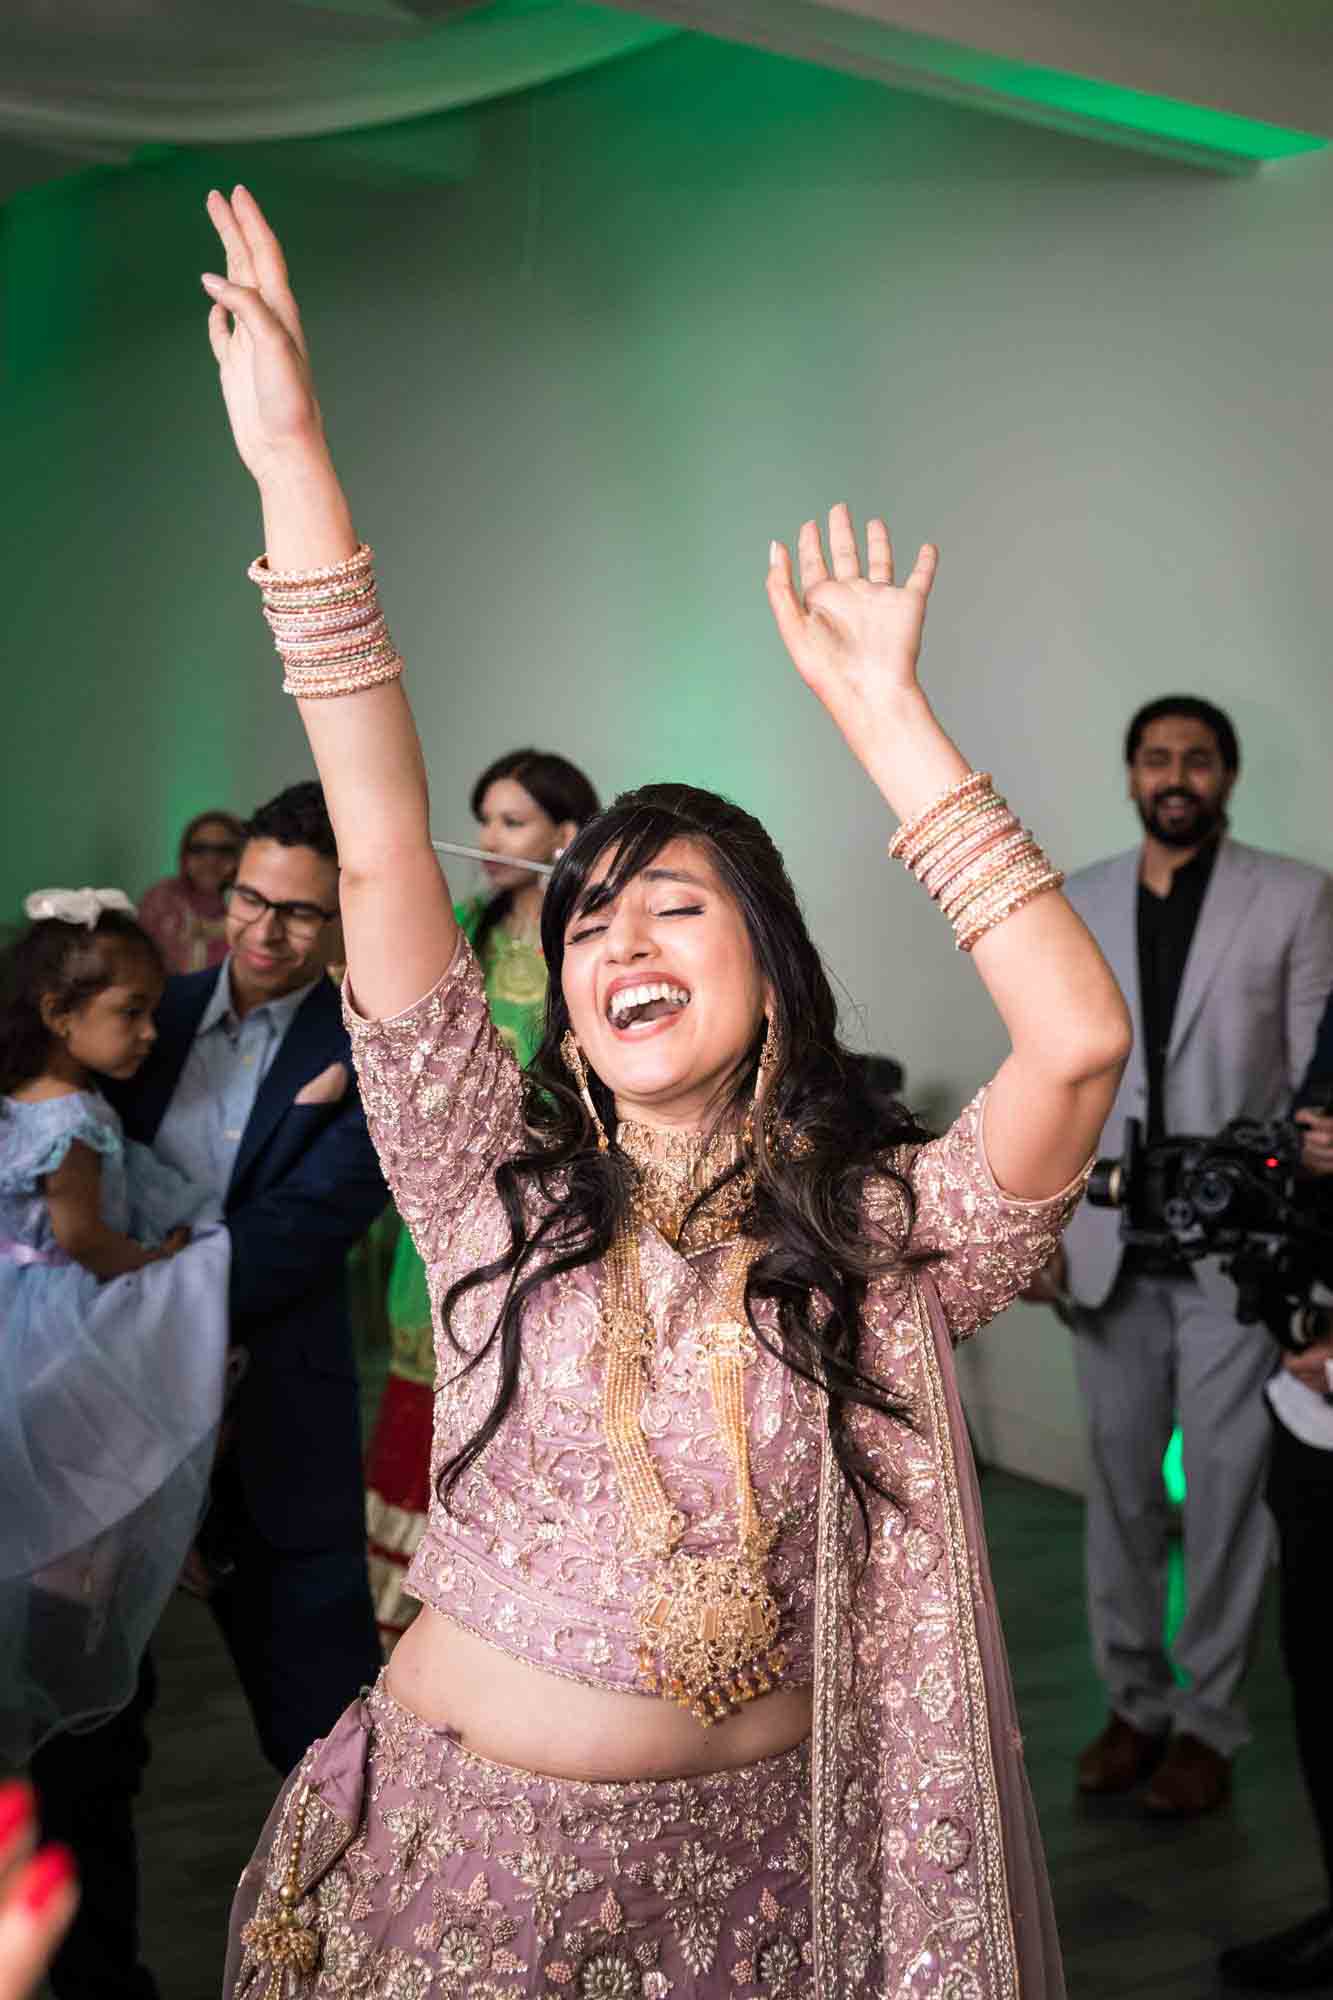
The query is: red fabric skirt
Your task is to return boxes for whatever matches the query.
[363,1373,433,1643]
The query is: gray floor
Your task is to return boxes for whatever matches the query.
[135,1469,1324,2000]
[984,1474,1324,1998]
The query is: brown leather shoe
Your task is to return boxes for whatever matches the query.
[1076,1713,1167,1795]
[1142,1732,1231,1817]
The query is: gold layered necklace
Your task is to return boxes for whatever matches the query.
[605,1123,786,1728]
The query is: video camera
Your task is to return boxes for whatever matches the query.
[1087,1116,1333,1350]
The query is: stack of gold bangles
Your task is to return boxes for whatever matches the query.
[888,771,1063,951]
[247,542,403,698]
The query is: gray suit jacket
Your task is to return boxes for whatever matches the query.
[1061,836,1333,1313]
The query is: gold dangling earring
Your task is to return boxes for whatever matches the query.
[743,1013,781,1154]
[562,1029,609,1153]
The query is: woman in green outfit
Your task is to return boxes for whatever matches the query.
[364,748,599,1644]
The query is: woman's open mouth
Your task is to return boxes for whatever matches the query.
[605,981,691,1038]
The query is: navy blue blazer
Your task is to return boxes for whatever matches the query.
[105,966,388,1552]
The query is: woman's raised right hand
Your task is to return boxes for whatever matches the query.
[202,187,326,486]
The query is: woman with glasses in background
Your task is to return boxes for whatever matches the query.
[138,811,245,975]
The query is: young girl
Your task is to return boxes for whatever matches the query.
[0,890,231,1763]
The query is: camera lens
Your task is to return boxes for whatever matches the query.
[1192,1168,1237,1219]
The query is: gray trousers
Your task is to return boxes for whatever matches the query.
[1072,1269,1276,1756]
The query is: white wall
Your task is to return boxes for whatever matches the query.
[8,35,1333,1491]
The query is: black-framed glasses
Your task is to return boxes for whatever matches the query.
[222,883,337,942]
[186,840,240,858]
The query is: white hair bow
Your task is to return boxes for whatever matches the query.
[24,887,137,929]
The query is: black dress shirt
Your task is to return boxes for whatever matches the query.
[1137,837,1219,1143]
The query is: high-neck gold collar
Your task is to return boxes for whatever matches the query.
[616,1119,752,1251]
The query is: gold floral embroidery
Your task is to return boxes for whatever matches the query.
[730,1886,813,1995]
[229,1687,812,2000]
[499,1849,602,1943]
[644,1840,743,1976]
[935,1970,984,2000]
[412,1873,527,1991]
[914,1662,958,1725]
[316,1919,373,1992]
[383,1800,449,1878]
[917,1819,971,1872]
[813,1199,1084,1995]
[903,1275,1022,1996]
[330,1842,382,1924]
[371,1945,434,2000]
[546,1888,673,2000]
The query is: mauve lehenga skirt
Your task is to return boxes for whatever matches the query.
[223,1674,814,1999]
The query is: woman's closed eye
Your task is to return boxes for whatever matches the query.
[567,904,703,945]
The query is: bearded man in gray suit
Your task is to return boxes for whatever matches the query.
[1030,695,1333,1817]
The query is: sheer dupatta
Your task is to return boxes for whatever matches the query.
[811,1269,1064,1999]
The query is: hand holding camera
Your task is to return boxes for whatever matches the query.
[1294,1101,1333,1176]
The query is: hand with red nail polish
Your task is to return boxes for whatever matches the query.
[17,1848,75,1919]
[0,1785,32,1857]
[0,1782,77,2000]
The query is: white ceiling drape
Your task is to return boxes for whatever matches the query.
[3,0,1329,207]
[0,0,677,202]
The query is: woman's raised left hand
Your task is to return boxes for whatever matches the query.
[765,503,939,775]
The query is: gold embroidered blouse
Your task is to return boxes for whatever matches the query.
[343,938,1085,1708]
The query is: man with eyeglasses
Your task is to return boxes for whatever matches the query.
[33,781,387,2000]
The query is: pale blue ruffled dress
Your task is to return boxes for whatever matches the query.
[0,1089,231,1762]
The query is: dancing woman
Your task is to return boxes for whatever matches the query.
[203,187,1130,2000]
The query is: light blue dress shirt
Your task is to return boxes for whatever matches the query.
[153,958,320,1201]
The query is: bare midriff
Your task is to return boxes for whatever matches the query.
[385,1605,813,1782]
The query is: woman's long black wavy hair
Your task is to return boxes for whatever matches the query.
[439,782,930,1541]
